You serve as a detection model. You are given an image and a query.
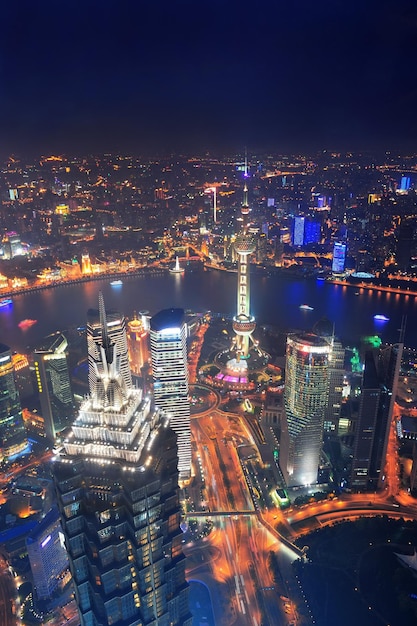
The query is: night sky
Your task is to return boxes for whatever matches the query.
[1,0,417,155]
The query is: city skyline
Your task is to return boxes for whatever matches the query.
[1,2,417,156]
[1,139,417,623]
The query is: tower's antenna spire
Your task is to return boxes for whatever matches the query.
[98,291,113,363]
[243,148,249,208]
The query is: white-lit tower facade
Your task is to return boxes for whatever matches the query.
[281,332,331,486]
[87,296,132,394]
[150,308,191,482]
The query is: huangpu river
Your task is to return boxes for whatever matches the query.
[1,265,417,352]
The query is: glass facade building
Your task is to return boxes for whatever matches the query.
[33,332,75,441]
[0,342,28,461]
[282,333,330,486]
[87,296,132,394]
[150,308,191,481]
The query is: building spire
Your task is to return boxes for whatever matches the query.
[241,150,250,219]
[98,291,113,364]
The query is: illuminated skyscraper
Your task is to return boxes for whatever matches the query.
[26,506,69,601]
[53,297,191,626]
[231,171,257,360]
[127,313,150,375]
[0,343,28,462]
[281,332,330,486]
[33,333,75,442]
[87,297,132,394]
[351,343,402,491]
[313,319,345,434]
[332,241,347,274]
[150,308,191,481]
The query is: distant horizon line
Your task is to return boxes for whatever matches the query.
[2,147,417,161]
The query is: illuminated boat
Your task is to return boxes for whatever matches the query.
[18,319,37,329]
[110,280,123,286]
[374,314,389,322]
[0,298,12,308]
[299,304,314,311]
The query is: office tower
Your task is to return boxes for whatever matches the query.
[256,232,268,263]
[12,353,34,400]
[332,241,347,274]
[292,216,305,247]
[0,343,28,462]
[87,295,132,394]
[351,343,403,491]
[396,221,414,271]
[313,319,345,434]
[33,333,75,442]
[2,231,22,258]
[53,297,192,626]
[292,217,320,247]
[127,313,150,375]
[281,332,331,487]
[150,308,191,482]
[26,506,69,601]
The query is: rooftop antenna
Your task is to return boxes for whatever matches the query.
[98,291,113,364]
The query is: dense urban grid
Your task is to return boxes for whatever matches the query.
[0,150,417,626]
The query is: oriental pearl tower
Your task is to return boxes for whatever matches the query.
[230,168,257,364]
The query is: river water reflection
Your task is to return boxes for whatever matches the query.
[1,266,416,351]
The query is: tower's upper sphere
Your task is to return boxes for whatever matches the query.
[234,232,256,255]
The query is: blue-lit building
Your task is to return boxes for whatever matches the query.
[292,217,321,246]
[400,176,411,191]
[332,241,347,274]
[0,343,28,462]
[26,506,69,601]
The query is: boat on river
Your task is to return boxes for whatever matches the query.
[18,319,37,329]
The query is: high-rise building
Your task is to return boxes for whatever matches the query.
[26,506,69,601]
[332,241,347,274]
[396,221,414,271]
[0,343,28,462]
[127,313,150,375]
[281,332,331,487]
[351,343,403,491]
[292,217,321,247]
[313,319,345,434]
[53,297,192,626]
[33,333,75,442]
[87,296,132,394]
[150,308,191,482]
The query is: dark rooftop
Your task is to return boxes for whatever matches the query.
[151,308,185,332]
